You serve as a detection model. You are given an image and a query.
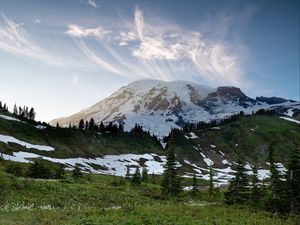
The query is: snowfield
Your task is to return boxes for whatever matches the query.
[0,134,55,151]
[0,114,21,122]
[1,151,167,176]
[1,149,287,183]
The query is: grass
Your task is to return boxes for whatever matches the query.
[0,205,296,225]
[0,166,298,225]
[176,115,300,167]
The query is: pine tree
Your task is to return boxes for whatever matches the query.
[161,130,181,197]
[88,117,95,131]
[55,164,65,179]
[131,167,141,185]
[13,104,18,115]
[224,159,249,205]
[287,142,300,215]
[73,164,82,180]
[208,165,215,196]
[99,122,105,133]
[78,119,85,130]
[268,142,289,214]
[29,107,35,120]
[250,163,261,206]
[191,173,199,196]
[141,167,148,182]
[125,165,131,180]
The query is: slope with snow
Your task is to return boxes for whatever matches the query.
[50,80,300,140]
[0,134,55,151]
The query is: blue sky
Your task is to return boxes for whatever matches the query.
[0,0,299,121]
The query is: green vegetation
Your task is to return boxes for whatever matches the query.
[1,105,300,224]
[0,164,298,225]
[0,112,164,159]
[176,113,300,168]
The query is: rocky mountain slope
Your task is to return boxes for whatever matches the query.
[50,80,300,139]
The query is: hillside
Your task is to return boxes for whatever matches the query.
[1,109,300,184]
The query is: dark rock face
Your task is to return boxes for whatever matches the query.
[256,96,288,105]
[198,86,257,109]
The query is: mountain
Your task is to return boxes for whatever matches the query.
[50,80,300,139]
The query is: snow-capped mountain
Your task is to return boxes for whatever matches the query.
[50,80,299,139]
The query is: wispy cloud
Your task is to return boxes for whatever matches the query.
[87,0,99,8]
[65,6,253,87]
[0,15,76,66]
[66,24,110,39]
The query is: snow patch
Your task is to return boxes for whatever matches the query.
[279,117,300,124]
[35,125,47,130]
[200,152,214,166]
[0,134,55,151]
[0,114,21,122]
[185,132,198,139]
[1,151,167,176]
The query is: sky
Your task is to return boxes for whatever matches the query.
[0,0,299,122]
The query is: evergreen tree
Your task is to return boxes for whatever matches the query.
[29,107,35,120]
[73,164,82,180]
[78,119,85,130]
[224,159,249,205]
[131,167,141,185]
[99,122,105,133]
[191,173,199,196]
[118,123,124,132]
[141,167,148,182]
[268,142,289,214]
[161,130,181,197]
[85,121,89,130]
[125,165,131,180]
[250,163,261,206]
[55,164,65,179]
[208,165,215,196]
[13,104,18,115]
[88,117,95,131]
[18,106,23,117]
[27,160,51,179]
[287,142,300,215]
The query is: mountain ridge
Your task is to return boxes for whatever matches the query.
[50,79,300,139]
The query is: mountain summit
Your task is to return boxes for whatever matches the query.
[50,80,299,138]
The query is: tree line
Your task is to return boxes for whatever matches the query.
[160,128,300,215]
[0,101,8,112]
[0,101,36,121]
[183,109,278,132]
[13,104,36,121]
[224,141,300,215]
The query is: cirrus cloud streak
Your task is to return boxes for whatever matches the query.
[66,6,246,86]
